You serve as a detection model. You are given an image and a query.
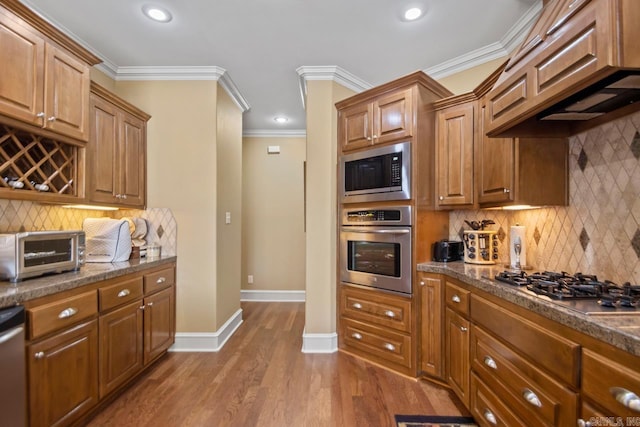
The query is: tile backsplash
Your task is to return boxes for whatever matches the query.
[450,109,640,284]
[0,200,177,256]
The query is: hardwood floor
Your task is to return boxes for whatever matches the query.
[86,302,468,427]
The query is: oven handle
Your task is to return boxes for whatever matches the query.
[341,227,410,235]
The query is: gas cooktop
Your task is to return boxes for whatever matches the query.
[495,270,640,315]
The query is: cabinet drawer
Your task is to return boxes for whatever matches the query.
[471,326,577,427]
[144,266,175,294]
[28,290,98,340]
[340,285,412,333]
[582,349,640,417]
[341,318,412,369]
[99,276,144,312]
[445,281,470,316]
[470,295,580,387]
[471,373,528,427]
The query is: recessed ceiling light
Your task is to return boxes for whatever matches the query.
[404,7,423,21]
[274,116,289,124]
[142,5,173,23]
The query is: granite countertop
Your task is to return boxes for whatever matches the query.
[0,256,177,308]
[417,261,640,357]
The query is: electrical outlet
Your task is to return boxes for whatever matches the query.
[225,212,231,224]
[248,275,253,284]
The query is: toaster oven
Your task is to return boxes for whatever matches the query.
[0,230,85,282]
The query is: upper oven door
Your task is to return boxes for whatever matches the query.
[340,226,412,295]
[340,141,411,204]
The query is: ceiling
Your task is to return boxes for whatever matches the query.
[21,0,541,134]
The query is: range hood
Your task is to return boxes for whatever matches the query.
[484,0,640,137]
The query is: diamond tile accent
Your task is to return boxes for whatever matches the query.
[157,224,164,238]
[534,227,541,245]
[578,148,588,172]
[632,229,640,259]
[579,228,590,251]
[631,131,640,159]
[497,226,506,243]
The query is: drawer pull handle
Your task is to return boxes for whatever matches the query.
[523,389,542,407]
[483,409,497,425]
[58,307,78,319]
[156,277,166,284]
[117,289,131,298]
[34,351,45,359]
[384,343,396,352]
[352,333,362,340]
[452,295,461,303]
[610,387,640,412]
[352,303,362,309]
[483,356,497,370]
[384,310,396,318]
[459,326,468,332]
[147,302,154,307]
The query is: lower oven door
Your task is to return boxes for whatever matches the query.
[340,226,412,294]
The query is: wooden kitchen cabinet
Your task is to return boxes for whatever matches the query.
[417,272,443,379]
[446,307,470,407]
[435,100,475,207]
[339,87,414,152]
[27,319,99,427]
[144,286,175,365]
[87,82,150,208]
[0,4,95,142]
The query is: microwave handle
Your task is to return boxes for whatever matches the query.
[341,227,410,235]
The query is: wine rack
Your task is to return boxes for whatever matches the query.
[0,125,80,197]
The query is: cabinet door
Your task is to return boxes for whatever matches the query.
[28,320,98,427]
[44,43,90,141]
[446,308,470,407]
[118,112,146,207]
[88,94,118,204]
[99,301,143,398]
[144,287,174,365]
[418,274,443,379]
[0,10,44,126]
[436,103,474,207]
[339,102,373,152]
[373,88,413,145]
[478,103,514,204]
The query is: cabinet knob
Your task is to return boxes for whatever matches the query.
[140,305,146,310]
[58,307,78,319]
[451,295,461,303]
[503,188,510,193]
[352,332,362,340]
[47,116,56,122]
[156,277,166,284]
[610,387,640,412]
[483,356,498,370]
[439,196,444,201]
[483,409,497,425]
[384,310,396,318]
[122,194,127,199]
[36,112,45,118]
[115,194,122,199]
[117,289,131,298]
[459,326,468,332]
[384,343,396,352]
[577,419,592,427]
[34,351,45,359]
[419,281,425,286]
[147,302,154,307]
[366,136,372,141]
[352,302,362,310]
[522,388,542,408]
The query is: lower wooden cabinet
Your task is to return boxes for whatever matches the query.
[27,320,99,427]
[418,273,443,379]
[144,286,175,365]
[446,307,470,407]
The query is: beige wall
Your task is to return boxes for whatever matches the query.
[241,136,306,291]
[89,68,117,91]
[436,57,508,94]
[114,80,228,333]
[304,80,355,334]
[215,89,243,326]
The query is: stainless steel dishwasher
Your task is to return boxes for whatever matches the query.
[0,305,26,427]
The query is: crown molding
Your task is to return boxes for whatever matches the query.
[296,65,372,109]
[113,66,250,112]
[242,129,306,138]
[423,0,543,80]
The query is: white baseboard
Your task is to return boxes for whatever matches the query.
[169,308,243,352]
[240,289,306,302]
[301,329,338,353]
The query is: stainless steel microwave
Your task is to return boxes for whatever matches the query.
[0,230,85,282]
[340,141,411,203]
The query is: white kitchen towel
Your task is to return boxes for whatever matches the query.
[83,218,132,262]
[510,225,526,268]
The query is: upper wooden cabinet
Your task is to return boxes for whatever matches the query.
[485,0,640,137]
[339,87,414,151]
[435,98,475,208]
[0,3,99,142]
[87,83,150,208]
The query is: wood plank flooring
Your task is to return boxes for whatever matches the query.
[86,302,468,427]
